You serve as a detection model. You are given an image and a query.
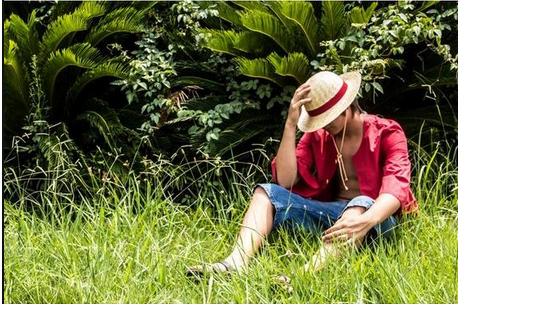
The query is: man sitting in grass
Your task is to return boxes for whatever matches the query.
[187,71,418,277]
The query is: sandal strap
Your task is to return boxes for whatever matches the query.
[218,260,232,272]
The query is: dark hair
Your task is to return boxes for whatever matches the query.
[350,98,364,113]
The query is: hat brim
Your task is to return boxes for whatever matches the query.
[297,71,362,133]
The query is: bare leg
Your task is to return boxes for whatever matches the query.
[303,206,366,272]
[223,186,275,270]
[188,187,275,274]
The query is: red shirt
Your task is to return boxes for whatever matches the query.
[271,113,419,215]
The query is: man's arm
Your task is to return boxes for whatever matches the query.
[358,193,401,228]
[321,194,400,243]
[322,122,411,243]
[274,84,311,188]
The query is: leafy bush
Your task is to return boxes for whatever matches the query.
[3,1,152,156]
[313,1,457,100]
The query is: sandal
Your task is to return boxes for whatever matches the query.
[273,274,293,293]
[185,260,232,279]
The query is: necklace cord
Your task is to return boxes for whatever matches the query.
[330,112,349,190]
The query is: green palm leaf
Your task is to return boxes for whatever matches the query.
[231,0,269,13]
[276,1,319,56]
[263,1,293,33]
[350,2,378,26]
[321,1,349,40]
[200,29,240,56]
[3,40,29,134]
[267,52,310,84]
[214,1,243,26]
[415,1,440,12]
[235,57,285,86]
[233,31,273,55]
[4,11,40,63]
[66,61,130,108]
[85,7,146,46]
[3,40,28,105]
[40,1,106,58]
[240,10,294,54]
[42,43,106,106]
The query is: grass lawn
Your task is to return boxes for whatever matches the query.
[4,190,457,303]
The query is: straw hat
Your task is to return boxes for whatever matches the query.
[297,71,362,132]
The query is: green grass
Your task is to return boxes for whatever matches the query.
[3,142,457,303]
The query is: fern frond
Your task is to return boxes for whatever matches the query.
[276,1,319,56]
[200,29,240,56]
[66,61,130,106]
[240,10,294,54]
[40,1,106,57]
[3,40,29,134]
[214,1,243,26]
[233,31,273,55]
[267,52,310,84]
[321,1,349,41]
[85,7,146,46]
[231,0,269,13]
[4,11,40,62]
[42,43,106,105]
[3,40,28,104]
[350,2,378,26]
[235,57,285,86]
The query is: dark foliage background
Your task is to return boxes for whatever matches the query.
[3,0,457,208]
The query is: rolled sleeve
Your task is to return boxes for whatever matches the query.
[378,123,417,213]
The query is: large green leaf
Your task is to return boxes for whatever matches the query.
[4,11,40,64]
[85,7,146,46]
[235,57,285,86]
[276,1,319,56]
[42,43,106,106]
[240,10,294,54]
[415,1,440,13]
[350,2,378,26]
[65,61,130,109]
[214,1,243,26]
[321,1,349,41]
[267,52,310,84]
[263,1,291,30]
[40,1,106,58]
[200,29,240,56]
[3,40,28,106]
[230,0,269,13]
[233,31,273,55]
[3,40,29,135]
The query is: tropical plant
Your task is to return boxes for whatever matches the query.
[199,0,369,86]
[152,0,363,156]
[313,1,457,100]
[3,1,151,155]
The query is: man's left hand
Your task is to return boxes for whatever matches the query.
[322,213,373,245]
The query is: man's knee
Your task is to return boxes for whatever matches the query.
[252,185,274,212]
[253,186,268,197]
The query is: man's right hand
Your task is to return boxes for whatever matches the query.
[286,83,312,128]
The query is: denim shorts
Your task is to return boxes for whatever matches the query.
[254,183,398,244]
